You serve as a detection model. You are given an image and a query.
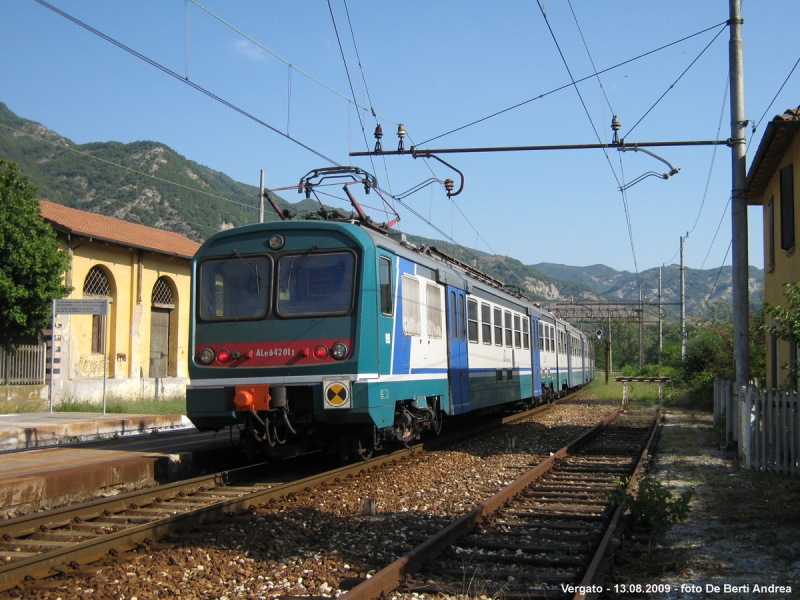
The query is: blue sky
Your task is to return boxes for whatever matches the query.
[2,1,798,277]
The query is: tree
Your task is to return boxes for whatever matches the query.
[764,282,800,390]
[0,159,71,347]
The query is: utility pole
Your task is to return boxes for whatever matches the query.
[729,0,749,386]
[608,313,612,378]
[681,233,688,359]
[259,169,265,224]
[659,266,663,364]
[638,285,644,370]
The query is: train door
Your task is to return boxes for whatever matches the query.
[566,333,573,388]
[446,286,470,414]
[531,317,542,400]
[377,252,395,375]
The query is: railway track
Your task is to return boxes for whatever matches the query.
[338,406,659,600]
[0,396,577,595]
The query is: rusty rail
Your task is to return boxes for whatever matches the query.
[338,406,625,600]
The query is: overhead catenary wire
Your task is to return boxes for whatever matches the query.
[747,55,800,153]
[566,0,614,116]
[700,194,732,271]
[689,75,730,235]
[326,0,378,178]
[705,239,732,304]
[188,0,402,128]
[623,24,728,139]
[536,1,642,288]
[417,20,728,147]
[33,0,341,167]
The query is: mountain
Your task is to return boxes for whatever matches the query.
[0,102,763,315]
[0,101,310,241]
[531,262,764,317]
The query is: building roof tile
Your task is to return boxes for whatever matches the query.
[39,200,201,259]
[746,106,800,203]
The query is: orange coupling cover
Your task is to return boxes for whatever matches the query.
[234,385,271,411]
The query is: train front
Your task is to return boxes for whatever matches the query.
[186,220,378,458]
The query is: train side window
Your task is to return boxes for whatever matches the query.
[426,284,442,338]
[379,257,393,316]
[467,298,479,343]
[401,275,421,336]
[481,303,491,344]
[493,307,502,346]
[514,314,521,348]
[504,311,512,347]
[458,294,466,341]
[523,317,530,350]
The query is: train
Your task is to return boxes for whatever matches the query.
[186,167,594,460]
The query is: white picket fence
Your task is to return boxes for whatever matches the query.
[714,378,800,475]
[0,345,47,385]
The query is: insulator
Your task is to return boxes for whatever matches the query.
[611,115,621,131]
[397,123,406,153]
[444,178,454,194]
[374,124,383,139]
[304,181,313,199]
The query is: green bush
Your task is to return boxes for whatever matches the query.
[609,475,694,532]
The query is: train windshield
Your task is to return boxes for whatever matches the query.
[277,250,356,317]
[198,255,272,320]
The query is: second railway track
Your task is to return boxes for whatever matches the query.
[339,406,659,600]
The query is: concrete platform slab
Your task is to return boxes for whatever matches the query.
[0,412,192,451]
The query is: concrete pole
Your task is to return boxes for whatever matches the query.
[729,0,749,385]
[681,233,688,360]
[638,285,644,370]
[259,170,265,224]
[659,266,663,364]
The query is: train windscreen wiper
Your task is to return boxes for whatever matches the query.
[233,249,261,296]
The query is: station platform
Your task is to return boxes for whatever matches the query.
[0,412,217,518]
[0,411,192,452]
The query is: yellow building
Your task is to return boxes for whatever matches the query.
[746,106,800,390]
[40,201,200,402]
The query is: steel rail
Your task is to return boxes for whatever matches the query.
[337,405,625,600]
[0,394,580,592]
[0,450,420,591]
[573,408,662,600]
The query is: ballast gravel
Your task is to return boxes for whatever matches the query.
[17,401,618,600]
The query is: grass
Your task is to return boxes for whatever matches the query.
[55,395,186,415]
[574,377,669,406]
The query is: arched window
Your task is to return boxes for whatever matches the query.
[151,277,175,308]
[83,266,111,354]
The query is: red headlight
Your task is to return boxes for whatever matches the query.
[314,345,329,359]
[216,348,231,363]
